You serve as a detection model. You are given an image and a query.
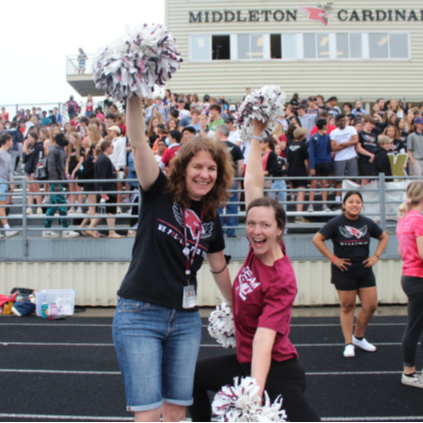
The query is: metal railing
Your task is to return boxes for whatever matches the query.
[66,55,94,76]
[0,173,409,252]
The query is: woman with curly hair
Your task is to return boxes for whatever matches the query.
[113,96,234,422]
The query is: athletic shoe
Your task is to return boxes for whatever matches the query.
[122,198,130,204]
[401,373,423,389]
[295,216,310,223]
[36,207,43,215]
[307,205,314,213]
[63,231,80,238]
[5,230,19,239]
[117,206,123,214]
[76,207,83,214]
[42,196,49,204]
[42,231,60,239]
[352,336,377,352]
[343,344,355,358]
[68,207,76,214]
[26,207,33,215]
[323,204,331,212]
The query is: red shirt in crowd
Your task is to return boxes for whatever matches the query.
[309,124,336,138]
[232,244,299,364]
[160,144,181,171]
[397,209,423,278]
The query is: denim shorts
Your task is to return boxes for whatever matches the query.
[113,298,201,412]
[0,183,9,202]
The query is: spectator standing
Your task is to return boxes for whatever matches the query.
[208,104,225,132]
[78,48,88,75]
[357,115,380,186]
[154,139,167,168]
[215,124,243,238]
[86,95,95,117]
[225,116,241,145]
[40,111,51,127]
[297,105,315,138]
[308,119,332,212]
[198,114,209,134]
[53,107,62,125]
[396,118,408,144]
[22,129,44,215]
[372,135,393,181]
[270,143,288,211]
[384,125,406,154]
[88,140,124,239]
[0,107,9,122]
[407,117,423,176]
[288,127,309,223]
[160,130,181,174]
[182,126,196,144]
[330,114,359,207]
[309,110,336,137]
[5,122,22,171]
[0,134,19,239]
[351,100,367,117]
[43,133,80,239]
[65,133,85,213]
[326,96,341,117]
[65,96,78,120]
[306,96,319,116]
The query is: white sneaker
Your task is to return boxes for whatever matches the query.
[36,207,43,215]
[42,231,60,239]
[323,204,331,212]
[401,373,423,389]
[68,207,76,214]
[42,196,49,204]
[352,336,377,352]
[63,230,80,238]
[117,206,123,214]
[26,207,33,215]
[5,230,19,239]
[76,207,83,214]
[343,344,355,358]
[307,205,314,213]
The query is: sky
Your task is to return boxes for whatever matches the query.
[0,0,165,116]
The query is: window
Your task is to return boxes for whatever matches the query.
[389,33,408,59]
[317,33,330,58]
[190,35,210,61]
[238,34,264,59]
[283,34,297,59]
[336,33,362,59]
[350,34,362,58]
[270,34,282,59]
[369,33,389,58]
[212,35,230,60]
[303,33,316,59]
[368,33,409,59]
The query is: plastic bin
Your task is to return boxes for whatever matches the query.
[35,290,76,317]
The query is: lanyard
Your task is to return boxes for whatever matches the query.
[182,207,204,279]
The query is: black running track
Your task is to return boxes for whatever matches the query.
[0,315,422,422]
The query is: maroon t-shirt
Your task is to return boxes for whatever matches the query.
[232,245,299,364]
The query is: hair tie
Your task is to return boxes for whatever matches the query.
[405,201,411,206]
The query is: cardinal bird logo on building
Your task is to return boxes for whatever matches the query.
[298,7,332,27]
[339,225,368,239]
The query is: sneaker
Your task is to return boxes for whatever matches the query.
[122,198,130,204]
[343,344,355,358]
[63,230,80,239]
[42,196,49,204]
[42,231,60,239]
[76,207,83,214]
[36,207,43,215]
[117,206,123,214]
[5,230,19,239]
[401,373,423,389]
[68,207,76,214]
[295,216,310,223]
[323,204,331,212]
[307,205,314,213]
[26,207,33,215]
[352,336,377,352]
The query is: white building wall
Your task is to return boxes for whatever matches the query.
[165,0,423,101]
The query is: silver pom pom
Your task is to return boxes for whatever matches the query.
[212,377,288,422]
[93,24,183,102]
[235,86,286,142]
[208,301,236,349]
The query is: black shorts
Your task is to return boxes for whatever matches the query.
[314,163,331,177]
[331,270,376,291]
[98,195,117,215]
[291,179,307,189]
[358,159,372,177]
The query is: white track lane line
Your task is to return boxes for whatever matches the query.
[0,369,404,376]
[0,413,132,421]
[322,417,423,422]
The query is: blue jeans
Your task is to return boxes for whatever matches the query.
[218,181,238,237]
[113,298,201,412]
[269,179,287,212]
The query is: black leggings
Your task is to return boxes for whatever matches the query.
[188,354,320,422]
[401,275,423,368]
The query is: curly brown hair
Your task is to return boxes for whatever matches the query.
[167,135,234,220]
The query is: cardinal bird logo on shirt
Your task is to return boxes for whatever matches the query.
[173,203,213,241]
[298,7,332,27]
[339,225,368,239]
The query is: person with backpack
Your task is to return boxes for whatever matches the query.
[65,96,78,120]
[308,118,333,212]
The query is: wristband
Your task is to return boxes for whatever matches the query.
[210,263,227,275]
[251,135,263,142]
[331,255,337,264]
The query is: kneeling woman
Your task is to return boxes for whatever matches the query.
[313,192,389,358]
[189,120,320,422]
[113,97,234,422]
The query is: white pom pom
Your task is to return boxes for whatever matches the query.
[212,377,288,422]
[93,24,183,102]
[208,301,236,349]
[235,85,286,142]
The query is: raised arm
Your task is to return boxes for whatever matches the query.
[245,119,268,208]
[126,96,160,191]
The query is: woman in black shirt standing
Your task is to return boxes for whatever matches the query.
[312,191,389,358]
[113,96,234,422]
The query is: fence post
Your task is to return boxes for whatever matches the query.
[379,172,386,230]
[21,177,28,258]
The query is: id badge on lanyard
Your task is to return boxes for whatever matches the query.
[181,207,203,309]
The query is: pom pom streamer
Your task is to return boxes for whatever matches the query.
[93,24,183,102]
[212,377,288,422]
[208,301,236,349]
[235,86,286,142]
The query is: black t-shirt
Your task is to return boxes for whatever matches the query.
[117,172,225,310]
[358,130,379,160]
[319,214,383,276]
[391,139,406,154]
[223,141,243,172]
[68,146,85,174]
[287,141,308,176]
